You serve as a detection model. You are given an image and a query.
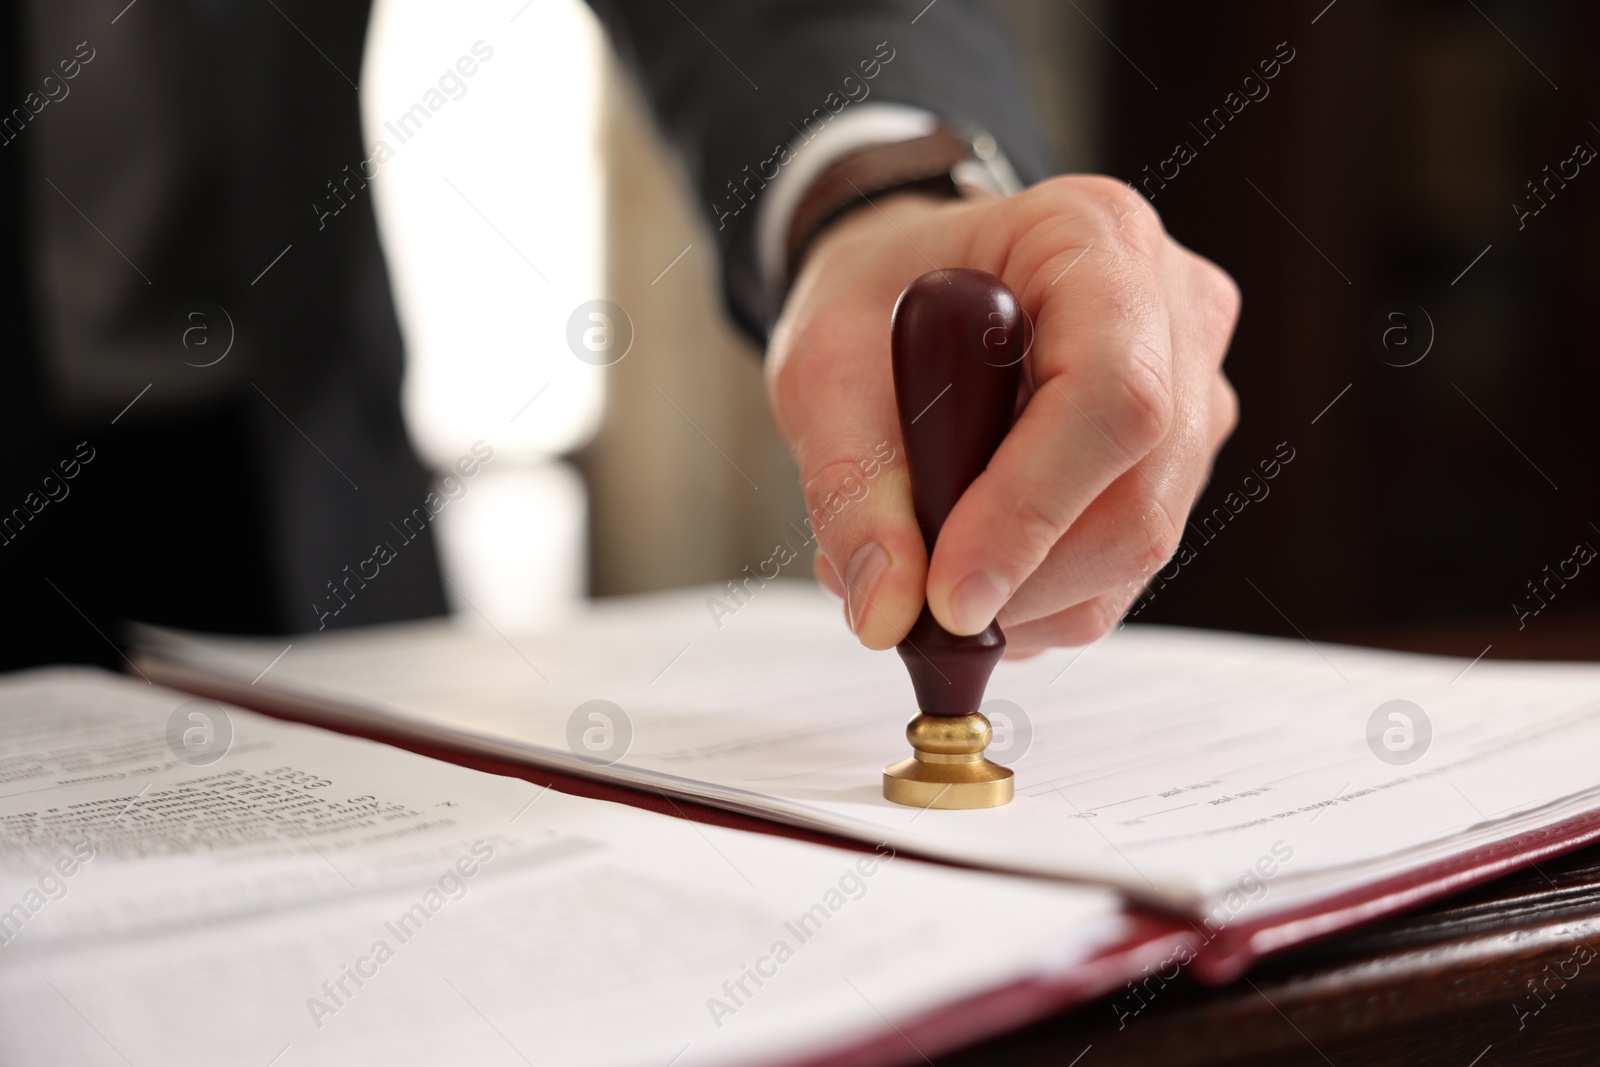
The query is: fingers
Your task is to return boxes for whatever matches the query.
[767,297,928,651]
[922,376,1157,637]
[1001,594,1129,653]
[768,176,1241,652]
[927,179,1240,642]
[813,551,845,599]
[995,467,1185,628]
[1000,290,1239,630]
[804,454,926,651]
[924,201,1176,636]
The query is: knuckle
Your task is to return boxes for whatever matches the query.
[1007,177,1167,297]
[1023,593,1133,646]
[1007,490,1070,566]
[1075,174,1141,211]
[1214,374,1240,440]
[1206,261,1242,323]
[1131,493,1184,579]
[801,456,878,529]
[1118,204,1166,261]
[1098,354,1173,458]
[1027,175,1165,242]
[1193,257,1242,355]
[1026,173,1102,212]
[764,321,831,428]
[1078,595,1126,643]
[802,456,865,497]
[1077,177,1165,255]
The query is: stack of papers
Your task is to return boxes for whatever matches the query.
[0,668,1132,1067]
[136,582,1600,976]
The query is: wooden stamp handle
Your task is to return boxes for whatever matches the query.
[891,269,1026,716]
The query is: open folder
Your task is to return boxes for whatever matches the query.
[133,582,1600,982]
[0,668,1157,1067]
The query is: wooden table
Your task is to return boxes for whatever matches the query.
[948,617,1600,1067]
[948,844,1600,1066]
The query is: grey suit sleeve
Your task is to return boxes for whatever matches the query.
[585,0,1055,341]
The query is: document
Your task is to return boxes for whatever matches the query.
[135,583,1600,931]
[0,668,1127,1067]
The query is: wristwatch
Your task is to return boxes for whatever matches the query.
[782,123,1023,290]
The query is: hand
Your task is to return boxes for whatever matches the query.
[765,177,1240,653]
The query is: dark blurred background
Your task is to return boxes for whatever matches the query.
[977,0,1600,652]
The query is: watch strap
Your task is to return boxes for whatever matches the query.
[782,125,973,287]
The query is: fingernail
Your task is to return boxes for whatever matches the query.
[845,542,889,635]
[950,570,1010,634]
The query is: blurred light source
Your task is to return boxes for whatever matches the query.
[361,0,606,626]
[435,464,588,631]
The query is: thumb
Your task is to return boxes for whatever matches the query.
[768,320,927,651]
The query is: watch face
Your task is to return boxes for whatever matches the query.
[952,159,1007,200]
[958,126,1023,197]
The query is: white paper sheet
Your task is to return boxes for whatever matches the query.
[134,583,1600,919]
[0,668,1124,1067]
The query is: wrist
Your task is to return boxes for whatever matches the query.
[781,124,1008,295]
[796,190,951,281]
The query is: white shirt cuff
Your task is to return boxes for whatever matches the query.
[755,103,940,311]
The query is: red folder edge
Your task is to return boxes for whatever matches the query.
[778,913,1195,1067]
[1188,804,1600,983]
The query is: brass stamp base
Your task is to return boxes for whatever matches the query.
[882,712,1014,809]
